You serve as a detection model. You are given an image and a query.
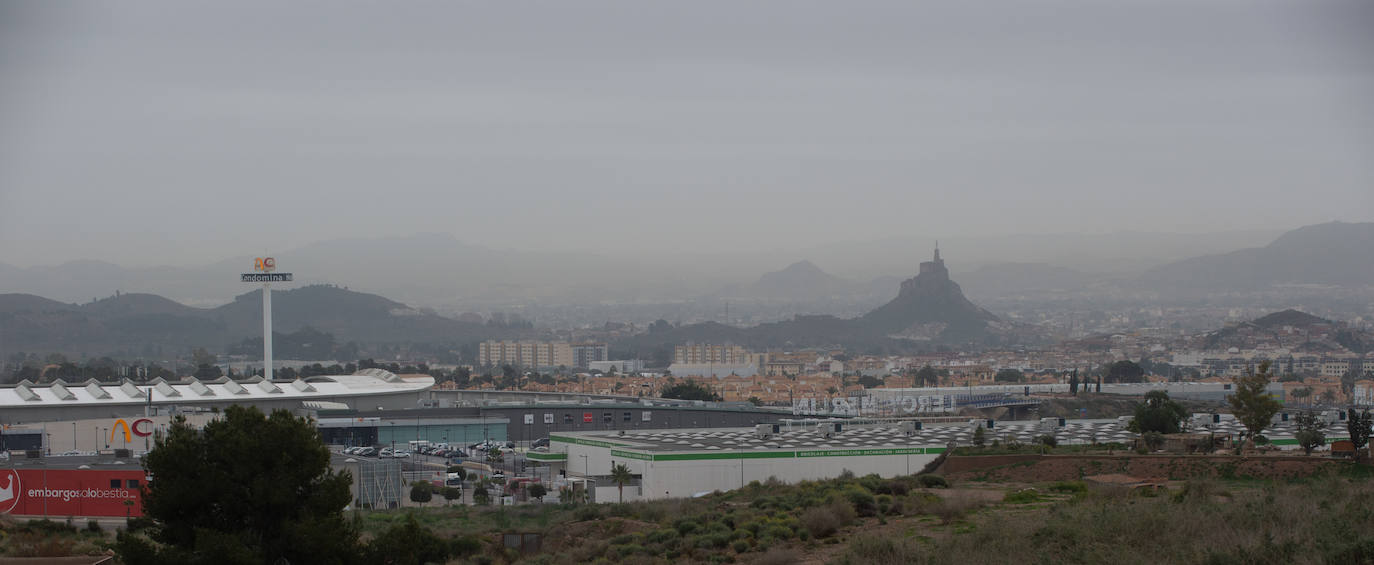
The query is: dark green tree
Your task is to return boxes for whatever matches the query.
[528,483,548,502]
[1228,362,1283,446]
[1104,360,1146,383]
[1341,370,1358,403]
[116,406,358,565]
[1347,409,1372,457]
[409,481,433,507]
[1294,411,1327,455]
[363,514,451,565]
[1068,370,1079,396]
[994,369,1023,383]
[441,487,461,506]
[915,365,940,387]
[1128,390,1187,435]
[660,381,721,401]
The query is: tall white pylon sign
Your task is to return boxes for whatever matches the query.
[241,257,292,381]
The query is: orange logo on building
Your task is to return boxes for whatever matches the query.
[254,257,276,272]
[111,419,154,443]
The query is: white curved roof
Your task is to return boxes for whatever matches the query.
[0,372,433,408]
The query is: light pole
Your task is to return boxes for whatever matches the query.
[72,423,76,451]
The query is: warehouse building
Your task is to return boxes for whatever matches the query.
[541,421,947,503]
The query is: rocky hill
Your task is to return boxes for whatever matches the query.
[1201,308,1372,354]
[617,248,1018,357]
[727,260,855,301]
[859,247,1000,342]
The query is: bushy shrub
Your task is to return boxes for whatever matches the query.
[695,532,731,549]
[611,543,646,559]
[645,528,680,545]
[674,517,701,536]
[609,533,640,545]
[876,494,894,514]
[1049,481,1088,494]
[574,504,601,521]
[1004,489,1042,504]
[802,498,855,539]
[844,486,878,517]
[450,535,483,557]
[917,474,949,488]
[732,539,750,553]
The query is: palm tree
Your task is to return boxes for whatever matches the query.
[610,462,633,503]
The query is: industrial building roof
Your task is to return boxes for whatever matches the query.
[0,371,434,408]
[551,415,1331,456]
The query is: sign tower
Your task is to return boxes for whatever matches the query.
[241,257,293,380]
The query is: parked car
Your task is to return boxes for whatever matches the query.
[531,438,550,448]
[391,450,411,458]
[378,448,393,457]
[357,447,377,457]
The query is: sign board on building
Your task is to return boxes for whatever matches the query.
[241,273,293,282]
[641,411,652,422]
[523,414,534,425]
[582,412,593,423]
[543,414,554,424]
[111,418,154,444]
[792,394,955,416]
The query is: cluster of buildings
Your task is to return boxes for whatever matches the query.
[477,340,610,369]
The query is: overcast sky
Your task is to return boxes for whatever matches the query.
[1,1,1371,268]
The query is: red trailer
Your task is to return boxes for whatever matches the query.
[0,468,146,518]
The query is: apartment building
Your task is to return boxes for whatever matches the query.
[571,342,609,369]
[673,343,761,365]
[478,340,574,369]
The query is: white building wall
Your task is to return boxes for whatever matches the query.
[617,451,938,500]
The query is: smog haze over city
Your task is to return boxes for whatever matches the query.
[7,3,1374,564]
[3,1,1372,268]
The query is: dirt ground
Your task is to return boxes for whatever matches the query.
[786,486,1014,565]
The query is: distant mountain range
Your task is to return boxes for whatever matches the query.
[0,227,1295,309]
[0,285,496,358]
[1139,222,1374,290]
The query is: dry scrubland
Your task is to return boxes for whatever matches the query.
[5,465,1373,564]
[351,464,1374,565]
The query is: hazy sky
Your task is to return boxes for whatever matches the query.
[2,1,1372,268]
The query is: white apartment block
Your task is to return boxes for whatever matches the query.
[478,340,574,368]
